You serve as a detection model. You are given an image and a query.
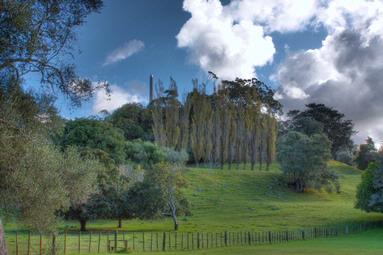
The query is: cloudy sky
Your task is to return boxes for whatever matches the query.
[33,0,383,145]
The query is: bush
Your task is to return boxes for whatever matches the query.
[277,131,339,193]
[355,160,383,213]
[335,148,354,165]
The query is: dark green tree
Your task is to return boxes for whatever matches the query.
[126,162,190,231]
[356,160,383,213]
[355,137,378,170]
[61,119,126,165]
[108,103,153,141]
[277,131,339,193]
[287,104,355,157]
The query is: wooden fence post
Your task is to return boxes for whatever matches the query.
[197,232,200,249]
[97,232,101,253]
[142,232,145,251]
[162,232,166,251]
[15,232,18,255]
[88,232,92,253]
[39,233,42,255]
[78,232,81,254]
[132,232,135,250]
[114,231,118,253]
[52,233,57,255]
[27,231,31,255]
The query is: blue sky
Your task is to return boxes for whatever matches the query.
[25,0,383,144]
[51,0,327,118]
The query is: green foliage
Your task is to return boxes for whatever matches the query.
[355,137,378,170]
[287,104,355,157]
[277,131,339,193]
[356,161,383,213]
[0,0,106,105]
[336,148,354,165]
[151,77,280,169]
[125,140,188,168]
[126,163,190,230]
[108,103,153,141]
[61,119,126,165]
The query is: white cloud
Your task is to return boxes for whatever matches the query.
[93,82,147,113]
[227,0,318,33]
[176,0,275,80]
[104,39,144,66]
[275,0,383,144]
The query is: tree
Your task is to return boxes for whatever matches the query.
[355,137,378,170]
[356,160,383,213]
[287,104,355,157]
[126,162,189,231]
[1,1,105,254]
[0,0,107,105]
[61,147,103,231]
[61,119,126,165]
[108,103,153,141]
[277,131,339,193]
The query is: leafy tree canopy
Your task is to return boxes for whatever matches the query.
[0,0,107,105]
[277,131,339,193]
[107,103,153,141]
[356,160,383,213]
[287,103,355,157]
[61,119,126,165]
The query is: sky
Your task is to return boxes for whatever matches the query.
[28,0,383,145]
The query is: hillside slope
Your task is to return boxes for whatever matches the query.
[6,161,381,233]
[179,161,381,232]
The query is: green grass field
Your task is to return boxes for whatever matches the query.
[32,160,381,233]
[5,161,383,255]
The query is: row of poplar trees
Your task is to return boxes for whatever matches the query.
[150,77,281,170]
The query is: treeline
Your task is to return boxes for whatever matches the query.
[151,78,281,170]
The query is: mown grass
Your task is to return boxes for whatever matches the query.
[5,161,382,233]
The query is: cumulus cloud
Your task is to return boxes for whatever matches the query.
[177,0,383,144]
[93,81,147,113]
[176,0,276,80]
[275,0,383,144]
[104,40,144,66]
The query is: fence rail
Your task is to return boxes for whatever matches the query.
[6,221,383,255]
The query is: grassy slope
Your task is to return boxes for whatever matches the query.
[9,160,378,233]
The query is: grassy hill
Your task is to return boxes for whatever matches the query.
[12,160,377,233]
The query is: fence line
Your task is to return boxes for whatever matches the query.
[6,221,383,254]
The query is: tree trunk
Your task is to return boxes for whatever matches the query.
[172,213,179,231]
[0,219,8,255]
[80,219,87,232]
[118,218,122,228]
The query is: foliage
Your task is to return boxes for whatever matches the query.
[151,77,280,170]
[356,160,383,213]
[355,137,378,170]
[126,162,190,230]
[125,140,188,168]
[277,131,339,193]
[0,0,107,105]
[108,103,153,141]
[286,104,355,157]
[336,148,354,166]
[61,119,126,165]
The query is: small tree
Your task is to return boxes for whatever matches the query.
[126,162,189,231]
[277,131,339,193]
[356,160,383,213]
[355,137,378,170]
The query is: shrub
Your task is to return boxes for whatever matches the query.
[277,131,339,193]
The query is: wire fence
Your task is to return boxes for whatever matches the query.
[5,221,383,255]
